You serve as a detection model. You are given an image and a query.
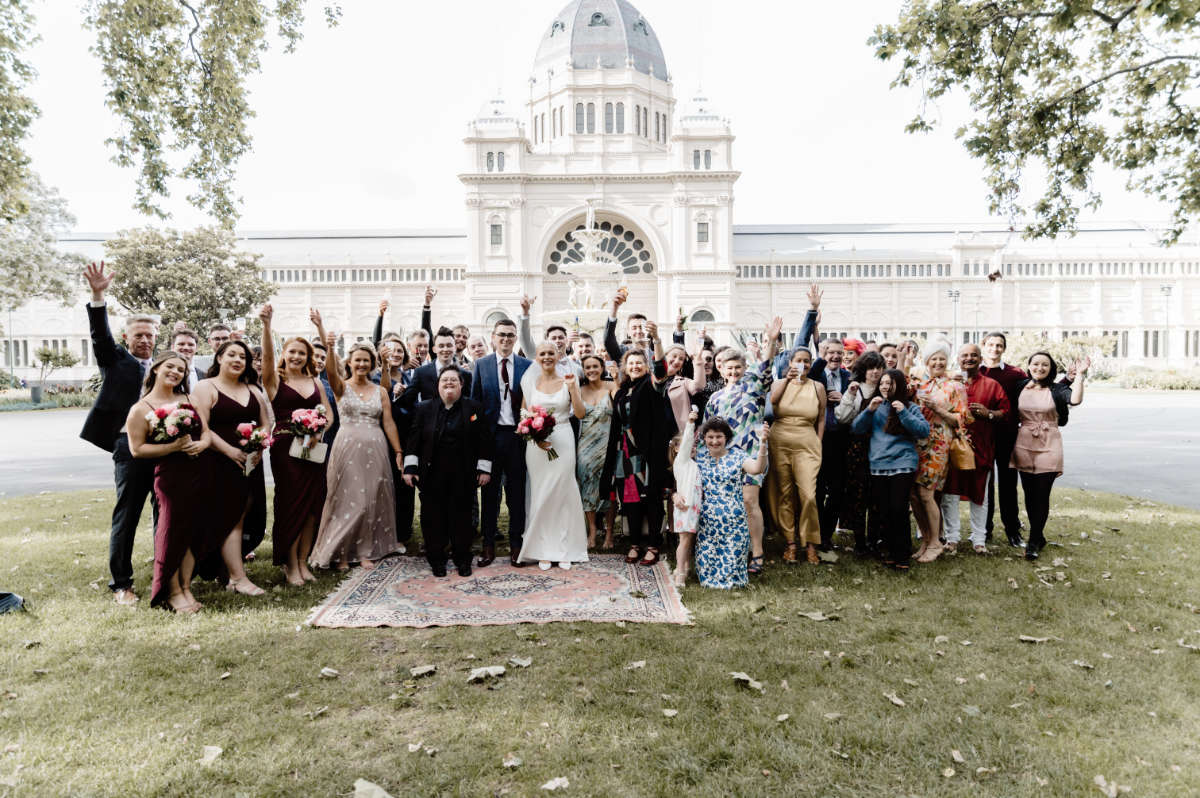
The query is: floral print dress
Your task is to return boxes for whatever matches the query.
[704,360,772,487]
[695,446,750,589]
[913,376,968,490]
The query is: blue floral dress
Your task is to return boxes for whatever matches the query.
[695,446,750,589]
[704,360,772,487]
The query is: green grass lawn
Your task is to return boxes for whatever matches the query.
[1,488,1199,797]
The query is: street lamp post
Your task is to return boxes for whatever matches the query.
[947,289,961,345]
[1160,285,1172,361]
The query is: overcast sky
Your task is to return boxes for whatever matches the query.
[27,0,1172,234]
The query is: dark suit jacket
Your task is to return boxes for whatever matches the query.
[469,353,531,429]
[809,359,851,434]
[80,304,147,453]
[397,361,473,410]
[403,397,494,492]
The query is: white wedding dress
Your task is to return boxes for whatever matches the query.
[518,377,589,565]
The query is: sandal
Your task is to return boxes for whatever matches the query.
[625,547,641,564]
[226,577,265,597]
[782,543,798,564]
[639,547,660,567]
[944,541,958,554]
[806,545,820,565]
[748,555,764,575]
[973,544,988,555]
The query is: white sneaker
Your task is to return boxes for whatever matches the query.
[538,561,552,571]
[558,561,571,571]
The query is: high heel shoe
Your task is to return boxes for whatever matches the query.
[227,577,265,596]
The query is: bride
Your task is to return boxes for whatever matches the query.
[520,341,588,570]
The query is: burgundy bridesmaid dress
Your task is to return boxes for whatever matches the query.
[150,409,217,608]
[269,379,328,565]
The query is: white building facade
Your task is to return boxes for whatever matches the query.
[4,0,1200,383]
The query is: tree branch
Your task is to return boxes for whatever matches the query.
[178,1,211,76]
[1045,55,1200,109]
[1088,4,1139,31]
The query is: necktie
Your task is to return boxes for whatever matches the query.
[501,357,511,401]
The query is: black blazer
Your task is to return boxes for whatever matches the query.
[403,397,494,491]
[80,304,146,452]
[809,359,851,435]
[1014,379,1074,427]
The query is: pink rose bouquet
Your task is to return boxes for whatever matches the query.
[236,422,273,475]
[143,402,199,444]
[516,405,558,461]
[287,406,328,460]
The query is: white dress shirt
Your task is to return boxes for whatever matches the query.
[495,353,516,426]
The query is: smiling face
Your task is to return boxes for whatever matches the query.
[432,334,455,365]
[156,356,187,389]
[467,336,488,360]
[409,334,429,363]
[438,368,462,405]
[880,344,899,369]
[663,348,687,376]
[311,347,327,373]
[575,337,594,358]
[582,356,605,384]
[628,316,647,343]
[927,352,948,377]
[453,328,470,353]
[865,365,883,386]
[824,342,844,369]
[843,349,857,369]
[983,334,1006,365]
[536,343,558,372]
[719,355,746,384]
[624,353,648,380]
[791,348,812,373]
[126,321,157,360]
[703,428,728,456]
[208,328,230,352]
[492,322,517,357]
[217,343,246,378]
[546,328,567,357]
[1028,353,1053,381]
[349,348,375,378]
[698,349,714,376]
[171,334,196,362]
[959,344,982,375]
[879,373,895,401]
[282,341,309,374]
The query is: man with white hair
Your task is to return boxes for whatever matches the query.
[80,262,161,606]
[941,343,1010,553]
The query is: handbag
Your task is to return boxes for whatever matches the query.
[949,429,975,471]
[289,436,328,464]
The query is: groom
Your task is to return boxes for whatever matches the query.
[469,317,531,567]
[79,262,160,606]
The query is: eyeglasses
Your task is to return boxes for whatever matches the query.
[495,333,517,340]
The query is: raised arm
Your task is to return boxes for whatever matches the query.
[372,300,387,346]
[82,262,123,367]
[603,291,626,362]
[323,331,344,399]
[517,294,537,358]
[258,304,279,398]
[421,286,435,340]
[565,373,585,419]
[1067,357,1089,406]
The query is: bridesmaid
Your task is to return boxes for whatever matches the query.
[909,340,966,563]
[693,418,770,589]
[125,351,212,612]
[259,304,332,586]
[309,342,404,571]
[192,340,268,596]
[767,347,826,564]
[577,354,617,549]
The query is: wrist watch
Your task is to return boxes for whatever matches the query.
[988,411,994,420]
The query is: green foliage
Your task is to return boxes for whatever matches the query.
[1004,333,1111,372]
[32,346,79,386]
[0,173,87,313]
[871,2,1200,244]
[103,226,273,336]
[0,1,39,224]
[1116,366,1200,390]
[83,1,340,226]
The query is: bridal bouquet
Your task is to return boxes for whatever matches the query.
[288,406,329,463]
[517,405,558,461]
[144,403,200,444]
[236,422,273,475]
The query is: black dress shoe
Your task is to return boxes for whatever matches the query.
[457,564,472,577]
[431,564,448,577]
[1007,530,1025,548]
[510,552,529,568]
[477,545,495,567]
[1024,546,1039,562]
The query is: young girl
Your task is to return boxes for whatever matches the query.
[670,409,702,588]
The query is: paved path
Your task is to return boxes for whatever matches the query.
[1,389,1197,508]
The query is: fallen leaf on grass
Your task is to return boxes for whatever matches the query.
[775,714,789,722]
[1072,660,1096,670]
[883,692,905,707]
[817,550,838,563]
[467,666,506,683]
[1018,635,1055,644]
[318,667,340,679]
[218,672,231,680]
[951,749,965,763]
[962,705,982,717]
[21,641,39,650]
[197,746,222,766]
[1007,577,1019,589]
[903,678,919,688]
[625,660,646,671]
[307,706,328,720]
[798,611,837,622]
[822,712,842,721]
[730,672,765,693]
[502,753,522,769]
[541,776,569,791]
[934,635,950,644]
[942,767,955,778]
[1093,774,1130,797]
[353,779,394,798]
[662,709,678,718]
[1178,638,1200,652]
[955,677,968,685]
[509,656,532,668]
[410,665,437,678]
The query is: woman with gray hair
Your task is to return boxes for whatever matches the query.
[702,317,784,575]
[908,338,967,563]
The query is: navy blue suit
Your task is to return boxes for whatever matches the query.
[470,353,531,554]
[810,358,852,547]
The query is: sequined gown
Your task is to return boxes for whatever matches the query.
[576,393,612,512]
[310,386,398,567]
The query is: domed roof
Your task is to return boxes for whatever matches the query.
[533,0,669,82]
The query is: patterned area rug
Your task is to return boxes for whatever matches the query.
[307,554,691,628]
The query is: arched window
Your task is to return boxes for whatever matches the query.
[693,150,701,170]
[497,151,505,172]
[575,103,584,133]
[586,102,595,133]
[559,105,565,135]
[654,112,660,141]
[643,107,649,137]
[635,104,641,135]
[616,102,624,133]
[690,309,715,324]
[551,108,557,137]
[605,102,614,133]
[704,149,711,169]
[589,12,607,26]
[486,152,494,172]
